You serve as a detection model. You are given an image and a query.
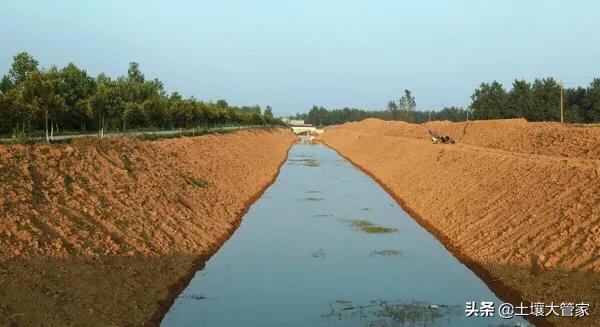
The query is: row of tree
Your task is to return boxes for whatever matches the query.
[293,89,469,125]
[470,78,600,123]
[0,52,279,140]
[293,79,600,126]
[294,105,470,126]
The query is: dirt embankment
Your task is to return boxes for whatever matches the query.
[0,129,295,326]
[321,119,600,327]
[338,118,600,160]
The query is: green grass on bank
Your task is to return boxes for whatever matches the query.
[0,125,281,145]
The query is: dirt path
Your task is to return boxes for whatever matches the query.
[0,129,295,326]
[321,119,600,327]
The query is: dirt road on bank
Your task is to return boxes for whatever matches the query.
[0,129,295,326]
[321,119,600,327]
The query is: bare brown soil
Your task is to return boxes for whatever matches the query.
[337,118,600,160]
[0,129,295,326]
[321,119,600,327]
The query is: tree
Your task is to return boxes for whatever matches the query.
[59,63,96,131]
[167,92,187,129]
[0,75,14,93]
[0,87,36,134]
[264,105,273,119]
[396,89,416,122]
[386,100,398,119]
[531,78,560,121]
[85,81,121,138]
[143,96,167,129]
[0,52,283,137]
[584,78,600,123]
[505,80,533,119]
[564,87,586,123]
[21,69,65,141]
[398,89,416,111]
[470,81,507,120]
[127,62,145,83]
[123,102,147,129]
[239,105,261,115]
[9,52,39,85]
[216,99,228,109]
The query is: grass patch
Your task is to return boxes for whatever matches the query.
[289,158,319,167]
[181,174,208,188]
[303,159,319,167]
[0,126,279,144]
[369,249,403,257]
[325,299,462,325]
[378,301,460,325]
[136,133,161,141]
[303,197,324,201]
[179,293,208,301]
[345,219,397,234]
[135,125,277,141]
[188,177,208,188]
[0,179,7,185]
[49,138,72,144]
[0,132,73,145]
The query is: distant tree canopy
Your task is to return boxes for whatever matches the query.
[293,105,469,126]
[469,78,600,123]
[292,80,600,126]
[293,89,467,125]
[0,52,282,139]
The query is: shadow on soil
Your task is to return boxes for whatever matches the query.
[1,257,599,326]
[0,254,204,327]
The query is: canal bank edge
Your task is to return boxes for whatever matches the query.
[322,144,552,327]
[0,129,296,326]
[321,119,600,327]
[150,135,295,326]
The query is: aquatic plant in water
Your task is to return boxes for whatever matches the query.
[289,158,320,167]
[369,249,403,257]
[323,299,462,326]
[302,197,324,201]
[345,219,397,234]
[311,249,326,259]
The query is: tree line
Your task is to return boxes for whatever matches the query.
[293,90,469,125]
[294,105,470,126]
[0,52,280,140]
[293,79,600,126]
[470,78,599,123]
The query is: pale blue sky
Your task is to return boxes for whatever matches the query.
[1,0,599,115]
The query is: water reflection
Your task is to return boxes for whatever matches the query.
[162,144,530,327]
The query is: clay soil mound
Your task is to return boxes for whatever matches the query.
[322,119,600,327]
[335,118,600,159]
[0,129,295,326]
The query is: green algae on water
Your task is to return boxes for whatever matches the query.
[345,219,397,234]
[369,249,403,257]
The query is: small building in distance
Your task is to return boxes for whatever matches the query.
[282,118,309,127]
[282,118,324,136]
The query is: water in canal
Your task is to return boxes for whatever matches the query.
[162,144,530,327]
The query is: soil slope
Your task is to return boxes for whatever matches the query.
[321,119,600,327]
[0,129,295,326]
